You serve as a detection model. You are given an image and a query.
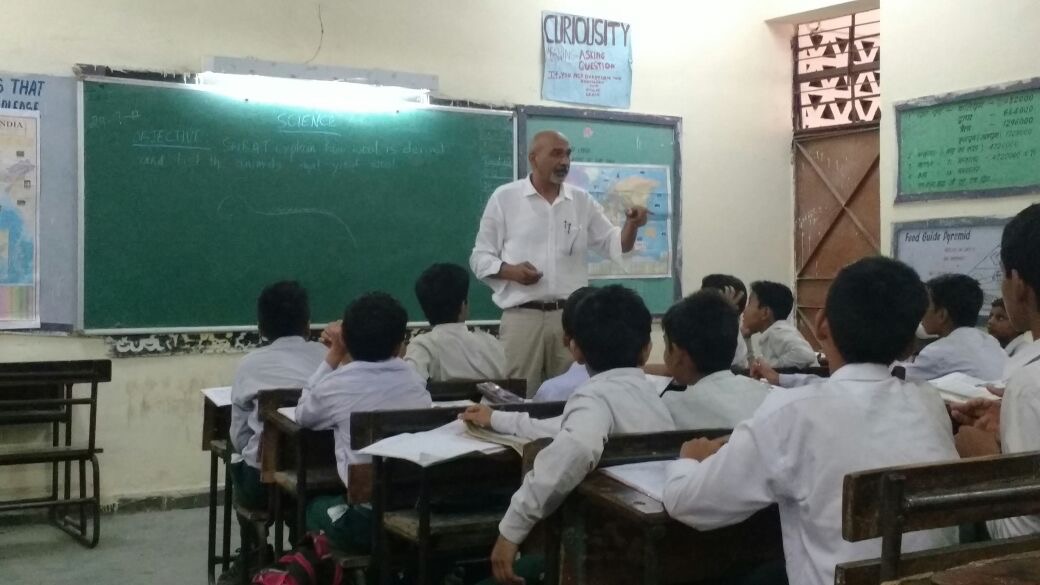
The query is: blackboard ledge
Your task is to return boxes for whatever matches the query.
[81,319,504,336]
[896,183,1040,204]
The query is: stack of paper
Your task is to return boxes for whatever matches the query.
[928,372,1001,403]
[358,419,506,466]
[432,399,477,408]
[464,422,531,454]
[277,406,297,422]
[601,460,670,502]
[201,386,232,407]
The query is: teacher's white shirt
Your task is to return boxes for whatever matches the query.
[469,176,623,309]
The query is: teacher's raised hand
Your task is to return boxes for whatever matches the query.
[625,205,649,228]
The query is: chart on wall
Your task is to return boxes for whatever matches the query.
[893,217,1008,318]
[0,108,40,328]
[896,78,1040,202]
[566,162,672,278]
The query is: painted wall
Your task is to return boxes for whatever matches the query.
[0,0,796,503]
[880,0,1040,250]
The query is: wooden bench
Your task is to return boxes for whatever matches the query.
[425,378,526,402]
[351,401,565,585]
[530,429,785,585]
[836,451,1040,585]
[0,360,111,548]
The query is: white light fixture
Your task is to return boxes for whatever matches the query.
[199,57,435,113]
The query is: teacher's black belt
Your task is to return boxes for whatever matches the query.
[516,300,566,311]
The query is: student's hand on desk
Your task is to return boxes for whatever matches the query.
[459,405,493,428]
[679,437,727,461]
[950,398,1002,433]
[749,359,780,386]
[955,426,1001,458]
[491,535,524,585]
[499,262,543,285]
[624,206,649,228]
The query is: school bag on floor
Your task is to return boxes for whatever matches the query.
[251,532,343,585]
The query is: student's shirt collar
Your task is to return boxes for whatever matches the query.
[695,370,735,387]
[524,175,573,201]
[587,367,645,382]
[829,362,894,382]
[268,335,307,347]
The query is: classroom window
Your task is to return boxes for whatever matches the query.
[794,9,880,131]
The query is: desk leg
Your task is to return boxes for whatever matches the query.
[273,488,285,558]
[208,450,219,585]
[559,498,588,585]
[375,457,391,585]
[417,470,431,585]
[222,454,234,573]
[78,458,87,536]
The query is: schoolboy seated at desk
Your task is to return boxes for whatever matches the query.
[742,280,817,368]
[659,289,770,429]
[663,257,958,585]
[989,297,1034,360]
[951,204,1040,540]
[405,262,508,382]
[296,292,432,551]
[487,285,676,585]
[530,287,595,402]
[701,273,751,368]
[899,273,1007,382]
[226,281,327,581]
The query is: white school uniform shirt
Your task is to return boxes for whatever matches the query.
[469,176,623,308]
[404,323,509,382]
[230,336,328,469]
[295,358,432,487]
[498,368,676,544]
[756,320,818,368]
[532,362,589,402]
[732,333,749,368]
[1005,333,1040,381]
[662,363,958,585]
[900,326,1007,382]
[662,370,770,430]
[1006,331,1035,359]
[988,339,1040,540]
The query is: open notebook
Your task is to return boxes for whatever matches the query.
[928,372,1002,403]
[358,419,507,466]
[600,460,670,503]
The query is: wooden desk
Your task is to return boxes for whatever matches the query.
[555,473,784,585]
[201,390,233,584]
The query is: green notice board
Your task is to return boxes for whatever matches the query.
[82,80,515,331]
[897,79,1040,202]
[519,108,681,314]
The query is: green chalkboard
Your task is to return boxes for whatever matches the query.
[897,79,1040,202]
[81,80,515,331]
[518,107,681,314]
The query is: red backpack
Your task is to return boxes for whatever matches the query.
[251,533,344,585]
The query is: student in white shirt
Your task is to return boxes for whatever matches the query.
[701,273,751,368]
[296,292,432,551]
[487,285,675,585]
[469,130,649,394]
[224,281,327,583]
[531,287,595,402]
[989,297,1034,359]
[405,263,508,382]
[660,290,770,429]
[951,204,1040,539]
[900,274,1007,382]
[743,280,817,368]
[663,257,958,585]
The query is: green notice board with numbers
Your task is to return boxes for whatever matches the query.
[897,78,1040,202]
[81,80,515,331]
[518,107,682,314]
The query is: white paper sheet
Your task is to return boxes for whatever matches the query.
[601,460,670,502]
[201,386,232,407]
[358,419,506,466]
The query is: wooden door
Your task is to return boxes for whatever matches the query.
[794,127,880,348]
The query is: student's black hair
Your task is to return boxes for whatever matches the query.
[749,281,795,320]
[825,257,928,364]
[562,287,596,337]
[926,273,984,328]
[415,263,469,326]
[701,274,748,312]
[992,298,1005,309]
[1001,203,1040,310]
[662,290,738,375]
[571,285,651,372]
[342,292,408,362]
[257,281,310,341]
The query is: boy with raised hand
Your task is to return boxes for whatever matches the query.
[296,292,432,550]
[988,298,1034,360]
[660,290,770,429]
[951,204,1040,538]
[663,257,958,585]
[900,274,1007,381]
[406,263,508,382]
[743,280,818,368]
[225,281,327,582]
[489,285,675,585]
[701,273,751,367]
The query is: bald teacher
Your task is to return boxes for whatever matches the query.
[470,131,649,394]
